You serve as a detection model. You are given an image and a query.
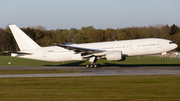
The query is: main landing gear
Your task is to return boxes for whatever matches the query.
[86,64,101,68]
[86,56,101,68]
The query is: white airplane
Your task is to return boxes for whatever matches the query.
[5,24,178,68]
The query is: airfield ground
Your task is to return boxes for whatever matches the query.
[0,75,180,100]
[1,56,180,66]
[0,56,180,100]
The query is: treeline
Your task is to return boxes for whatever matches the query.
[0,24,179,55]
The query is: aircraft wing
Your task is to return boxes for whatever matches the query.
[54,44,105,56]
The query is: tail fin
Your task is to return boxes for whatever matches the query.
[9,24,41,51]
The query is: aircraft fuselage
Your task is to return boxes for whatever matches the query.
[12,38,177,62]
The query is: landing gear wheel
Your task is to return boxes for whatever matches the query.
[97,64,101,68]
[94,64,97,68]
[90,64,94,68]
[86,64,90,68]
[85,64,101,68]
[161,58,165,62]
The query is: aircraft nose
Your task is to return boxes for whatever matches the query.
[175,43,178,48]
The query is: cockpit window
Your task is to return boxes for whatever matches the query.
[169,42,175,44]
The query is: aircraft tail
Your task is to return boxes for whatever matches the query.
[9,24,41,51]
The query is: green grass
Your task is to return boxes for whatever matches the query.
[0,70,83,74]
[0,56,180,66]
[0,56,180,100]
[0,75,180,101]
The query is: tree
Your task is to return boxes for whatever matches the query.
[169,24,179,36]
[1,24,180,55]
[105,28,118,41]
[67,28,78,42]
[73,32,87,43]
[117,32,130,40]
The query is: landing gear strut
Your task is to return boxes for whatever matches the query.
[161,52,166,62]
[86,56,101,68]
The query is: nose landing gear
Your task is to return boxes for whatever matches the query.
[161,52,166,62]
[161,58,165,62]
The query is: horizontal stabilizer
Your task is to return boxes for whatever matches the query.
[3,51,32,55]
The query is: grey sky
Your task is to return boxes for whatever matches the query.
[1,0,180,30]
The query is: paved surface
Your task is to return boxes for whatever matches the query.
[0,66,180,77]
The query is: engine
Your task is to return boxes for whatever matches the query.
[106,51,126,61]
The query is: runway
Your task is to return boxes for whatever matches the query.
[0,66,180,77]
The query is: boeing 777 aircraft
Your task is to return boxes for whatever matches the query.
[5,24,178,68]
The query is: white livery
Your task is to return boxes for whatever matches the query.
[6,24,178,67]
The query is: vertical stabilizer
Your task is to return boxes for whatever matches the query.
[9,24,40,51]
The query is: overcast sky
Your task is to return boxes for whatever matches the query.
[1,0,180,30]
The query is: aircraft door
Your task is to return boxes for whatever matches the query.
[129,43,133,50]
[129,43,136,55]
[43,50,47,57]
[157,41,161,48]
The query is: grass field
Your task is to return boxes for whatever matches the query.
[0,70,83,74]
[0,56,180,66]
[0,75,180,101]
[0,56,180,100]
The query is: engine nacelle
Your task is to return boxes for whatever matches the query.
[106,51,125,61]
